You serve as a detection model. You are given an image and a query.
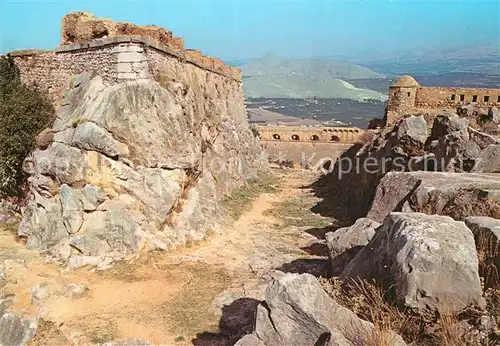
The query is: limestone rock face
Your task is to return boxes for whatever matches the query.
[312,113,500,222]
[367,171,500,222]
[19,74,265,263]
[0,292,38,346]
[325,218,380,275]
[341,213,485,314]
[239,273,406,346]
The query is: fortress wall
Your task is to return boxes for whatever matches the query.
[262,141,353,167]
[258,126,363,143]
[8,36,241,106]
[415,87,500,108]
[9,46,118,103]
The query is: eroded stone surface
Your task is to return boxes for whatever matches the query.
[341,213,485,314]
[19,73,264,263]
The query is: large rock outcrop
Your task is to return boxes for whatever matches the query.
[19,71,265,264]
[341,213,485,314]
[367,171,500,222]
[238,273,406,346]
[312,113,500,222]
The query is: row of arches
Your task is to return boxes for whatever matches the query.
[271,134,341,142]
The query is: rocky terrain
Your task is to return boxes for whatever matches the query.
[1,12,500,346]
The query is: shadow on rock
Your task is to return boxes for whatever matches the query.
[192,298,261,346]
[308,142,376,223]
[277,258,329,277]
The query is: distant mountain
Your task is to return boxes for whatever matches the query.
[241,54,384,80]
[240,54,387,101]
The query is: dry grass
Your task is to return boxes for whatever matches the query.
[264,196,331,229]
[321,278,423,345]
[475,229,500,289]
[320,278,498,346]
[441,188,500,221]
[27,319,69,346]
[220,172,280,220]
[158,263,232,339]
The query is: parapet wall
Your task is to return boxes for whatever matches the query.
[385,75,500,125]
[8,35,241,105]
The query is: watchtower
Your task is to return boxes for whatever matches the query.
[384,75,420,125]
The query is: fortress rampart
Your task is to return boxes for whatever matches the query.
[385,75,500,125]
[7,13,241,105]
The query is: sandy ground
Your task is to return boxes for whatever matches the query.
[1,169,332,346]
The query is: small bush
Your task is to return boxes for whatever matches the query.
[0,56,54,197]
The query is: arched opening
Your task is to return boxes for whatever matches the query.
[330,135,341,142]
[322,160,333,171]
[272,134,281,140]
[291,134,300,141]
[310,135,320,141]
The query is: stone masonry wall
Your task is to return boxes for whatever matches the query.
[8,36,241,107]
[385,78,500,125]
[415,87,500,108]
[262,141,352,168]
[258,125,364,143]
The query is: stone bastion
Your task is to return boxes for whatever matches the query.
[7,12,241,106]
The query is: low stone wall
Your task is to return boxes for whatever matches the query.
[8,36,241,106]
[262,141,353,168]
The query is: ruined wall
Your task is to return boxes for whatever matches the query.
[258,126,364,143]
[385,75,500,125]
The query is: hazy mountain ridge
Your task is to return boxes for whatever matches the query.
[240,54,387,101]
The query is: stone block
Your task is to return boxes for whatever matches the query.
[117,62,132,73]
[117,51,146,63]
[112,43,144,54]
[117,72,137,80]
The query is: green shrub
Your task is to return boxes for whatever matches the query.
[0,56,55,197]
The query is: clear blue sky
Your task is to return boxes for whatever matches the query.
[1,0,499,59]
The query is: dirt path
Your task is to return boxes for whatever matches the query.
[1,169,332,346]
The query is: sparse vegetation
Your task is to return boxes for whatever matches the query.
[220,172,279,220]
[0,56,54,197]
[265,196,331,229]
[27,319,69,346]
[158,263,232,339]
[321,277,497,346]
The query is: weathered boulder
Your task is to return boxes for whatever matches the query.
[395,115,428,156]
[312,113,499,223]
[19,71,265,263]
[367,171,500,222]
[341,213,485,313]
[234,334,266,346]
[472,144,500,173]
[325,218,380,275]
[241,273,406,346]
[489,107,500,123]
[0,293,38,346]
[464,216,500,288]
